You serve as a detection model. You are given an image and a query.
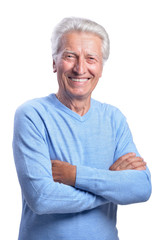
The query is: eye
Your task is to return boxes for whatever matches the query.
[67,54,74,58]
[89,57,95,60]
[62,52,76,60]
[65,54,76,61]
[87,56,97,63]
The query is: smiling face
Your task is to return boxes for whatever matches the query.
[53,31,103,101]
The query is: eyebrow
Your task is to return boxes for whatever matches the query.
[87,53,100,59]
[63,50,101,59]
[62,50,77,56]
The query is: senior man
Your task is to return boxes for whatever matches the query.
[13,17,151,240]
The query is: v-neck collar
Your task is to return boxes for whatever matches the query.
[50,93,93,122]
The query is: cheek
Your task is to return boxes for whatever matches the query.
[57,62,73,86]
[89,65,103,79]
[59,60,74,73]
[97,65,103,78]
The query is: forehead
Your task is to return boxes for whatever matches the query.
[60,31,102,55]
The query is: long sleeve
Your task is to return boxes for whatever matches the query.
[75,166,151,205]
[13,104,108,215]
[75,109,152,205]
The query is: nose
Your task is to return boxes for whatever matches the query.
[73,57,87,75]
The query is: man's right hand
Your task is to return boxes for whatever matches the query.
[109,152,146,171]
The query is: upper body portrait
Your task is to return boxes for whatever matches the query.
[13,17,151,240]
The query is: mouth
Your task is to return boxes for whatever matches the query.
[68,77,90,82]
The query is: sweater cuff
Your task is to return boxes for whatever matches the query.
[75,165,96,192]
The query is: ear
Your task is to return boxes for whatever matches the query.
[53,60,57,73]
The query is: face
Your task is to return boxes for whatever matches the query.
[53,31,103,101]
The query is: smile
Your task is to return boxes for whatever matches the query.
[68,77,90,82]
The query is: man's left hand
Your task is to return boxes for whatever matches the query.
[51,160,76,186]
[109,153,146,171]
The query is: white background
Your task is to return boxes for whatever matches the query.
[0,0,159,239]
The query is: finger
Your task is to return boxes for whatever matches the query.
[51,160,54,165]
[52,174,62,183]
[51,160,62,167]
[119,152,136,161]
[134,166,147,171]
[52,169,62,179]
[110,152,136,170]
[118,157,144,169]
[117,161,146,171]
[126,160,146,169]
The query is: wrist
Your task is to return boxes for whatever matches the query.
[71,165,76,186]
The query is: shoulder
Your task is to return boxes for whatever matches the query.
[14,95,56,127]
[14,94,54,119]
[92,98,126,122]
[13,95,56,137]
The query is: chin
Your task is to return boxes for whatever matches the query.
[69,91,91,100]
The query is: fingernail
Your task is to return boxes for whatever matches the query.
[131,152,136,156]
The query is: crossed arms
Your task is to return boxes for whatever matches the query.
[52,152,147,186]
[51,153,150,205]
[13,105,151,215]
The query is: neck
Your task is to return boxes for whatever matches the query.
[56,92,91,116]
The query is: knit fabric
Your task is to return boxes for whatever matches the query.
[13,94,151,240]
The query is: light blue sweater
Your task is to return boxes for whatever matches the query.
[13,94,151,240]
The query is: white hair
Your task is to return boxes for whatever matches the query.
[51,17,110,63]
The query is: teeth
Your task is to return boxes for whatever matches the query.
[70,78,89,82]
